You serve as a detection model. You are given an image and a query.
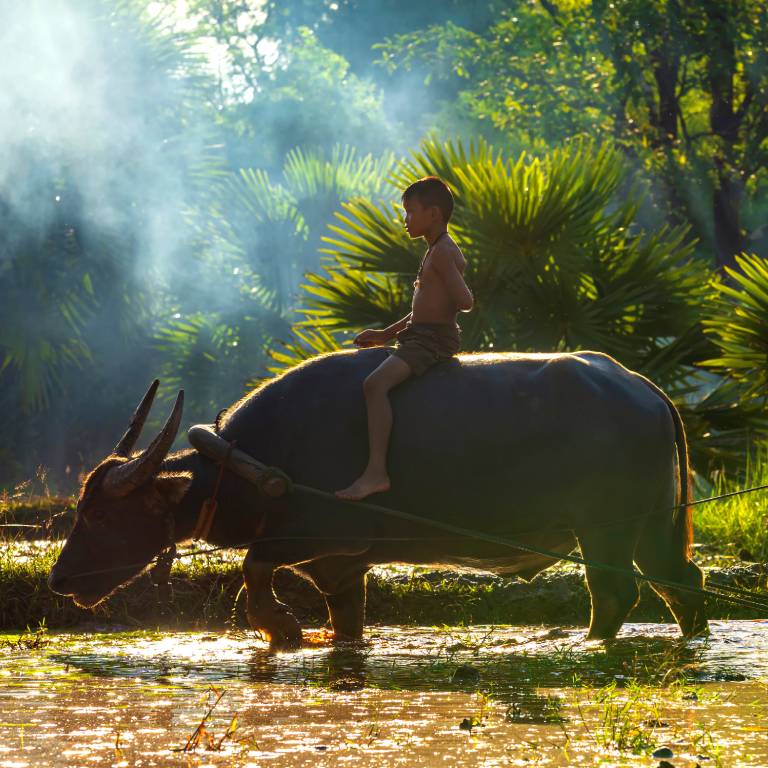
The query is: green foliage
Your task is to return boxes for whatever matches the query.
[376,9,616,146]
[695,444,768,562]
[291,137,706,382]
[376,1,768,268]
[703,253,768,399]
[0,218,94,411]
[215,25,395,170]
[148,249,291,421]
[264,327,341,380]
[212,144,397,310]
[582,681,661,755]
[221,167,307,310]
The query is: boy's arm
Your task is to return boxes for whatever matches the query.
[431,250,474,311]
[354,313,411,347]
[383,313,412,336]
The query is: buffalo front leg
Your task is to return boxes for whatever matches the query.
[298,558,369,641]
[242,550,302,650]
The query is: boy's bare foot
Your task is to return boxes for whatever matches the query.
[335,473,390,501]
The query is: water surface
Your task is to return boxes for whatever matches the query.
[0,621,766,766]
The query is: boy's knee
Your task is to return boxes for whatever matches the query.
[363,374,384,397]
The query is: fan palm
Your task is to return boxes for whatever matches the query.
[0,209,93,412]
[702,253,768,399]
[212,145,397,310]
[295,137,707,384]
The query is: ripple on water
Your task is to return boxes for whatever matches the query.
[39,620,768,687]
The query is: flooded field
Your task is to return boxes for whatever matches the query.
[0,622,765,766]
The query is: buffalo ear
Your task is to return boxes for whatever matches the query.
[154,472,193,505]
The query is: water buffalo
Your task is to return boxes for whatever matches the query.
[49,349,708,647]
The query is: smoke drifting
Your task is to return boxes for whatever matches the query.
[0,0,418,489]
[0,1,213,277]
[0,1,223,485]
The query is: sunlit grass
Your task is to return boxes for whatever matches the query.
[695,445,768,561]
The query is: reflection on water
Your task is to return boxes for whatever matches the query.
[48,620,768,689]
[0,621,766,766]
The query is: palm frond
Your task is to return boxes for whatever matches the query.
[265,326,346,378]
[278,135,752,474]
[702,253,768,398]
[284,144,397,202]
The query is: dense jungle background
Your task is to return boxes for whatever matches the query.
[1,0,767,502]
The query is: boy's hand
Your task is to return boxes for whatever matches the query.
[354,329,390,348]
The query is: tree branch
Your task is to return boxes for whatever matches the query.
[734,83,755,124]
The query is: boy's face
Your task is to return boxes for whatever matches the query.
[403,197,440,239]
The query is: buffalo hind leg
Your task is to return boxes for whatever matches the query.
[242,550,302,650]
[634,513,708,637]
[577,528,640,640]
[298,557,369,641]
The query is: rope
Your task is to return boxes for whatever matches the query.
[289,484,768,613]
[56,471,768,613]
[156,478,768,612]
[681,483,768,509]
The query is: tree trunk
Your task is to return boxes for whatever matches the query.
[712,160,743,272]
[706,4,745,271]
[648,43,690,232]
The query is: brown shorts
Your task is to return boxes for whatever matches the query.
[391,322,461,376]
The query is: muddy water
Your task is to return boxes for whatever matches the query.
[0,621,766,767]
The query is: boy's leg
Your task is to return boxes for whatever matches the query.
[336,355,412,501]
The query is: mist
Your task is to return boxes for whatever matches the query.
[0,0,410,490]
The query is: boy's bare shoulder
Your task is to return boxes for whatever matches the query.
[431,234,466,268]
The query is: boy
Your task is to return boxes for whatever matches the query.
[336,176,474,501]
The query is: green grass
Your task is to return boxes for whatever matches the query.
[695,445,768,561]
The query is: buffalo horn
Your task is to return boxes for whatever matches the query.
[113,379,160,457]
[102,390,185,497]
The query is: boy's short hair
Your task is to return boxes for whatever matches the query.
[402,176,454,223]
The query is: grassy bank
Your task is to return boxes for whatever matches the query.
[695,447,768,562]
[0,540,765,632]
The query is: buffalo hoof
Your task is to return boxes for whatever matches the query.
[250,609,303,651]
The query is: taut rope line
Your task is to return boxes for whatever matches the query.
[59,472,768,613]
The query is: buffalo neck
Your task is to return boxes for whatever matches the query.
[162,450,271,549]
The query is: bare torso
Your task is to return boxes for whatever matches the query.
[411,233,467,325]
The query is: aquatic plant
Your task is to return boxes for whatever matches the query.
[577,681,660,755]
